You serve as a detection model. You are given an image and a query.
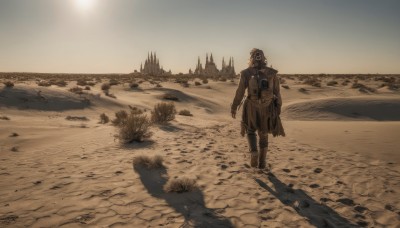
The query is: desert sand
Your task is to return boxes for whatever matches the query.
[0,74,399,227]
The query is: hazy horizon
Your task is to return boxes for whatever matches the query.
[0,0,399,74]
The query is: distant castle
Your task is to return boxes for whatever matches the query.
[137,52,235,77]
[193,53,235,77]
[140,52,171,75]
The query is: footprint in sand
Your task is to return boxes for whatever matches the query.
[336,198,355,206]
[354,205,368,213]
[309,184,320,188]
[314,168,323,173]
[356,220,368,227]
[282,168,291,173]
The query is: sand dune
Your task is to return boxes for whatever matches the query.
[284,96,400,121]
[0,75,399,227]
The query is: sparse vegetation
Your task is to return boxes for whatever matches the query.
[109,79,119,86]
[164,178,198,193]
[112,110,128,126]
[304,78,321,87]
[77,80,88,86]
[118,112,152,143]
[202,78,209,84]
[129,82,139,89]
[133,155,163,169]
[3,81,14,88]
[37,80,52,87]
[151,102,176,124]
[195,81,201,86]
[99,113,109,124]
[282,85,290,89]
[327,80,338,86]
[101,83,111,91]
[65,116,89,121]
[69,87,84,95]
[351,82,376,93]
[84,86,91,90]
[179,109,193,116]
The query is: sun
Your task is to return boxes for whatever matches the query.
[75,0,95,11]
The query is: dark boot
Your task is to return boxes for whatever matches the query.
[250,152,258,168]
[258,147,267,169]
[247,131,258,167]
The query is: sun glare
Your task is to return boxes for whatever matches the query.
[75,0,95,11]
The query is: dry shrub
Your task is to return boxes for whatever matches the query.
[84,86,91,90]
[164,178,197,193]
[109,79,119,86]
[156,83,162,88]
[195,81,201,86]
[304,78,321,87]
[37,80,52,87]
[351,83,376,93]
[101,83,111,91]
[179,109,193,116]
[99,113,109,124]
[133,155,163,169]
[4,81,14,88]
[77,80,88,86]
[282,85,290,89]
[151,102,176,124]
[11,147,18,152]
[0,116,10,120]
[54,80,67,87]
[202,78,209,84]
[118,113,152,143]
[112,110,128,126]
[163,93,179,101]
[69,87,84,94]
[129,82,139,89]
[327,80,338,86]
[66,116,89,121]
[219,77,227,82]
[129,105,144,115]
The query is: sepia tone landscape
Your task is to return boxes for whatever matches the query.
[1,72,399,227]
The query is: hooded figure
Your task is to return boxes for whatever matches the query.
[231,48,285,169]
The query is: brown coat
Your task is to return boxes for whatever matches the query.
[231,66,285,137]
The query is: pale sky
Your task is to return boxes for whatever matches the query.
[0,0,399,74]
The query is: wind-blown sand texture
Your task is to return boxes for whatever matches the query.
[0,74,399,227]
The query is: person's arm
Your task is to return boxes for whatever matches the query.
[273,74,282,114]
[231,72,246,118]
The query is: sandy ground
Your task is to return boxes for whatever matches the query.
[0,75,399,227]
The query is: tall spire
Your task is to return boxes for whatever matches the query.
[222,57,225,69]
[210,53,214,63]
[150,52,153,64]
[206,53,209,64]
[228,57,232,67]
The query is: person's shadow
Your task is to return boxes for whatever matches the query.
[133,163,233,228]
[255,172,359,228]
